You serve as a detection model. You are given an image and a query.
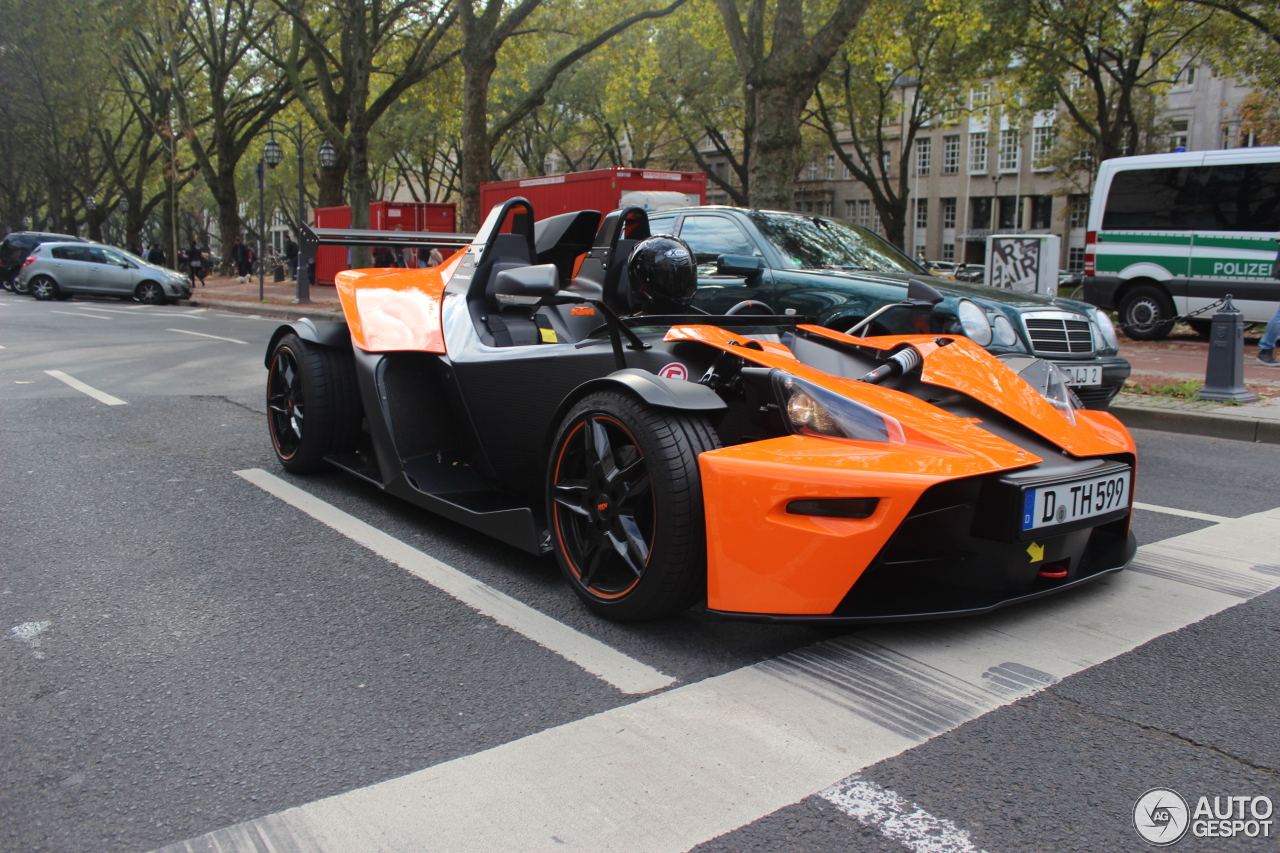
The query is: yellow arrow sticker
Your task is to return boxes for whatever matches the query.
[1027,542,1045,563]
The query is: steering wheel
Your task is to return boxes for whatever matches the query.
[725,299,775,316]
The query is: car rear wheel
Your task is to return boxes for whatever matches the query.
[1118,284,1175,341]
[29,275,59,301]
[547,390,721,621]
[266,334,362,474]
[135,281,167,305]
[12,276,31,295]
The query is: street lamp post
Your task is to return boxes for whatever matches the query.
[262,121,334,304]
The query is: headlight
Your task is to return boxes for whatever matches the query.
[992,315,1018,347]
[1089,308,1119,351]
[773,370,904,442]
[1000,356,1077,425]
[957,299,993,346]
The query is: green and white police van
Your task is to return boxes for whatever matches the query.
[1083,147,1280,340]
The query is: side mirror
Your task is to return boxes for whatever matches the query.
[716,254,764,278]
[905,278,944,308]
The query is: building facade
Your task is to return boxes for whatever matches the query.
[704,66,1259,271]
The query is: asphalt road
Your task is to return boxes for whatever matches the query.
[1,290,1278,853]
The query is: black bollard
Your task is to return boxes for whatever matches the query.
[1198,295,1258,403]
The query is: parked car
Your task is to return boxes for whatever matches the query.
[643,207,1129,409]
[923,259,961,278]
[0,231,87,292]
[953,264,986,283]
[18,241,191,304]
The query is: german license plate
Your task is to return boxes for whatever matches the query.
[1058,363,1102,386]
[1021,469,1131,532]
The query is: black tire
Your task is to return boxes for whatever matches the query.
[135,280,167,305]
[547,390,721,621]
[1118,284,1175,341]
[12,275,31,295]
[29,275,59,301]
[266,334,362,474]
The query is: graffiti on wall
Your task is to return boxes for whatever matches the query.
[989,237,1041,292]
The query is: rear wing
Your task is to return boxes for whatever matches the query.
[296,223,476,302]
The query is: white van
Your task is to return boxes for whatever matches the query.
[1082,147,1280,339]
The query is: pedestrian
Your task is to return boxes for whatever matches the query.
[230,237,251,283]
[147,243,165,267]
[373,245,395,267]
[427,246,443,267]
[1258,239,1280,367]
[186,238,206,287]
[284,234,298,280]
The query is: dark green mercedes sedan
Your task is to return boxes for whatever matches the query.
[647,207,1130,409]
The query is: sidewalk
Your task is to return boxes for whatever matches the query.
[186,273,344,321]
[1111,329,1280,443]
[185,276,1280,443]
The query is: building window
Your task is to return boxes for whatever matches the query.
[845,199,857,220]
[1068,246,1086,271]
[943,135,960,174]
[842,161,852,179]
[971,196,992,229]
[826,153,835,180]
[942,197,957,229]
[998,128,1020,172]
[806,161,818,181]
[1171,119,1189,152]
[1031,126,1055,171]
[941,243,955,262]
[968,132,988,174]
[1068,194,1088,229]
[915,198,928,230]
[881,151,892,177]
[970,85,991,114]
[915,137,931,176]
[1030,195,1053,230]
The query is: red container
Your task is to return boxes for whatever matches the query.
[480,168,706,222]
[312,202,459,285]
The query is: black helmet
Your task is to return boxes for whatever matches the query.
[626,235,696,314]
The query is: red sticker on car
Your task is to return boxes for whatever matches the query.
[658,362,688,380]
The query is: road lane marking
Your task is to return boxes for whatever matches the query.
[153,506,1280,853]
[43,370,127,405]
[1133,501,1230,523]
[168,328,247,344]
[235,468,674,695]
[50,310,110,320]
[73,305,160,316]
[821,778,989,853]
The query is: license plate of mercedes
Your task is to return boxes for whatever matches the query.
[1021,469,1131,532]
[1060,364,1102,386]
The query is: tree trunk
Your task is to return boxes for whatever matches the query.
[747,83,807,211]
[459,55,496,232]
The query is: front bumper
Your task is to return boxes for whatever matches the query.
[1044,355,1130,409]
[701,440,1137,622]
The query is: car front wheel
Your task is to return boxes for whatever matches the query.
[29,275,59,301]
[135,281,167,305]
[547,390,721,621]
[1118,284,1175,341]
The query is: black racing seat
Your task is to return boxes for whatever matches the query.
[489,264,561,346]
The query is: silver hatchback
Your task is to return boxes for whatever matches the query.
[20,242,192,304]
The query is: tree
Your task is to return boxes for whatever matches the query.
[1006,0,1218,167]
[809,0,989,246]
[711,0,873,211]
[456,0,687,229]
[173,0,296,251]
[273,0,456,239]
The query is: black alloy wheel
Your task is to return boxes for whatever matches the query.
[266,333,361,474]
[547,390,720,621]
[1118,284,1175,341]
[29,275,59,301]
[135,281,167,305]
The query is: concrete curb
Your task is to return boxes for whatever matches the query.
[1111,403,1280,444]
[186,297,343,323]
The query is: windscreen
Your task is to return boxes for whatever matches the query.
[749,212,925,273]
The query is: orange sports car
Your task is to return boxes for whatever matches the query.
[264,199,1136,622]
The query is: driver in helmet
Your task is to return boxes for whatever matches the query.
[626,235,697,315]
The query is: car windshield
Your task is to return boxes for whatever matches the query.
[749,212,926,274]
